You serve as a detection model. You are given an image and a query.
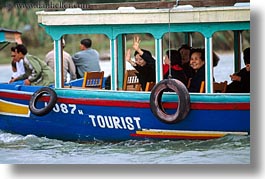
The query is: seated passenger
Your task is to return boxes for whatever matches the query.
[163,49,187,85]
[45,39,76,82]
[10,60,17,78]
[226,47,250,93]
[188,48,205,92]
[9,44,54,86]
[178,44,194,79]
[125,36,156,91]
[72,38,101,78]
[9,47,25,82]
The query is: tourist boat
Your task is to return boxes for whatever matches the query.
[0,1,250,141]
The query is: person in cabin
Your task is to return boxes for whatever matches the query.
[163,49,188,85]
[9,46,25,82]
[45,39,76,82]
[9,44,54,86]
[125,36,156,91]
[212,51,220,68]
[72,38,101,78]
[226,47,250,93]
[188,48,205,92]
[178,44,194,79]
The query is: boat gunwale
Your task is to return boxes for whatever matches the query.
[0,86,250,103]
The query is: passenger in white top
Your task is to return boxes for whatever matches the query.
[10,46,25,82]
[45,39,76,82]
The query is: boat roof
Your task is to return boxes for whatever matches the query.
[0,28,22,43]
[0,28,22,33]
[37,5,250,26]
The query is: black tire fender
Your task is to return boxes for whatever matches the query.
[29,87,57,116]
[150,79,190,124]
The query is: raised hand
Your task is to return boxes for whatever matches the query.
[125,49,131,62]
[132,36,141,51]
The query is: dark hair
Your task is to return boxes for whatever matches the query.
[134,49,152,57]
[243,47,250,65]
[134,49,153,62]
[15,44,28,55]
[11,46,16,52]
[178,44,191,52]
[190,48,205,61]
[80,38,92,48]
[11,60,16,68]
[213,51,220,67]
[166,49,182,66]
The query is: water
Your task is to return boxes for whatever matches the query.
[0,130,250,164]
[0,54,250,164]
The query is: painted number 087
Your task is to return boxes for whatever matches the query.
[45,102,77,114]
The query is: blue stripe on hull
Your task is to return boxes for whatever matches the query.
[0,103,250,141]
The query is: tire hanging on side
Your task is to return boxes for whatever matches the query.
[150,79,190,124]
[29,87,57,116]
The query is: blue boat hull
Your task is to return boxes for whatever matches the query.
[0,85,250,141]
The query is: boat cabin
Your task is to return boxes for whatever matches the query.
[36,2,250,94]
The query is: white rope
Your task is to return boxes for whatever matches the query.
[167,7,173,79]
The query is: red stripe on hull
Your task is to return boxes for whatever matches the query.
[0,91,250,110]
[0,92,31,100]
[59,98,250,110]
[130,133,220,140]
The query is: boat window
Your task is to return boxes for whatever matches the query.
[162,32,204,49]
[125,33,155,57]
[122,33,156,91]
[242,30,250,50]
[190,32,204,48]
[161,31,204,92]
[163,32,187,49]
[212,30,250,85]
[61,34,110,89]
[213,30,235,83]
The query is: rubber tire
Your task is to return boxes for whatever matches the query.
[29,87,57,116]
[150,79,190,124]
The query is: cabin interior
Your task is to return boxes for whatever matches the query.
[63,29,249,94]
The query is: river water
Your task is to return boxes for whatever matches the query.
[0,131,249,164]
[0,54,250,164]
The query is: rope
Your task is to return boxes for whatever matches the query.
[167,6,173,79]
[167,1,179,79]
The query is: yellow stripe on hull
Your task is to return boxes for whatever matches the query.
[0,99,30,117]
[135,129,248,139]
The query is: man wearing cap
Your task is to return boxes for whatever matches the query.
[72,38,101,78]
[45,39,77,82]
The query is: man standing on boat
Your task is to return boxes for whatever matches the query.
[72,38,101,78]
[9,44,54,86]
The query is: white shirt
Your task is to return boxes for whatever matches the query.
[12,59,25,78]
